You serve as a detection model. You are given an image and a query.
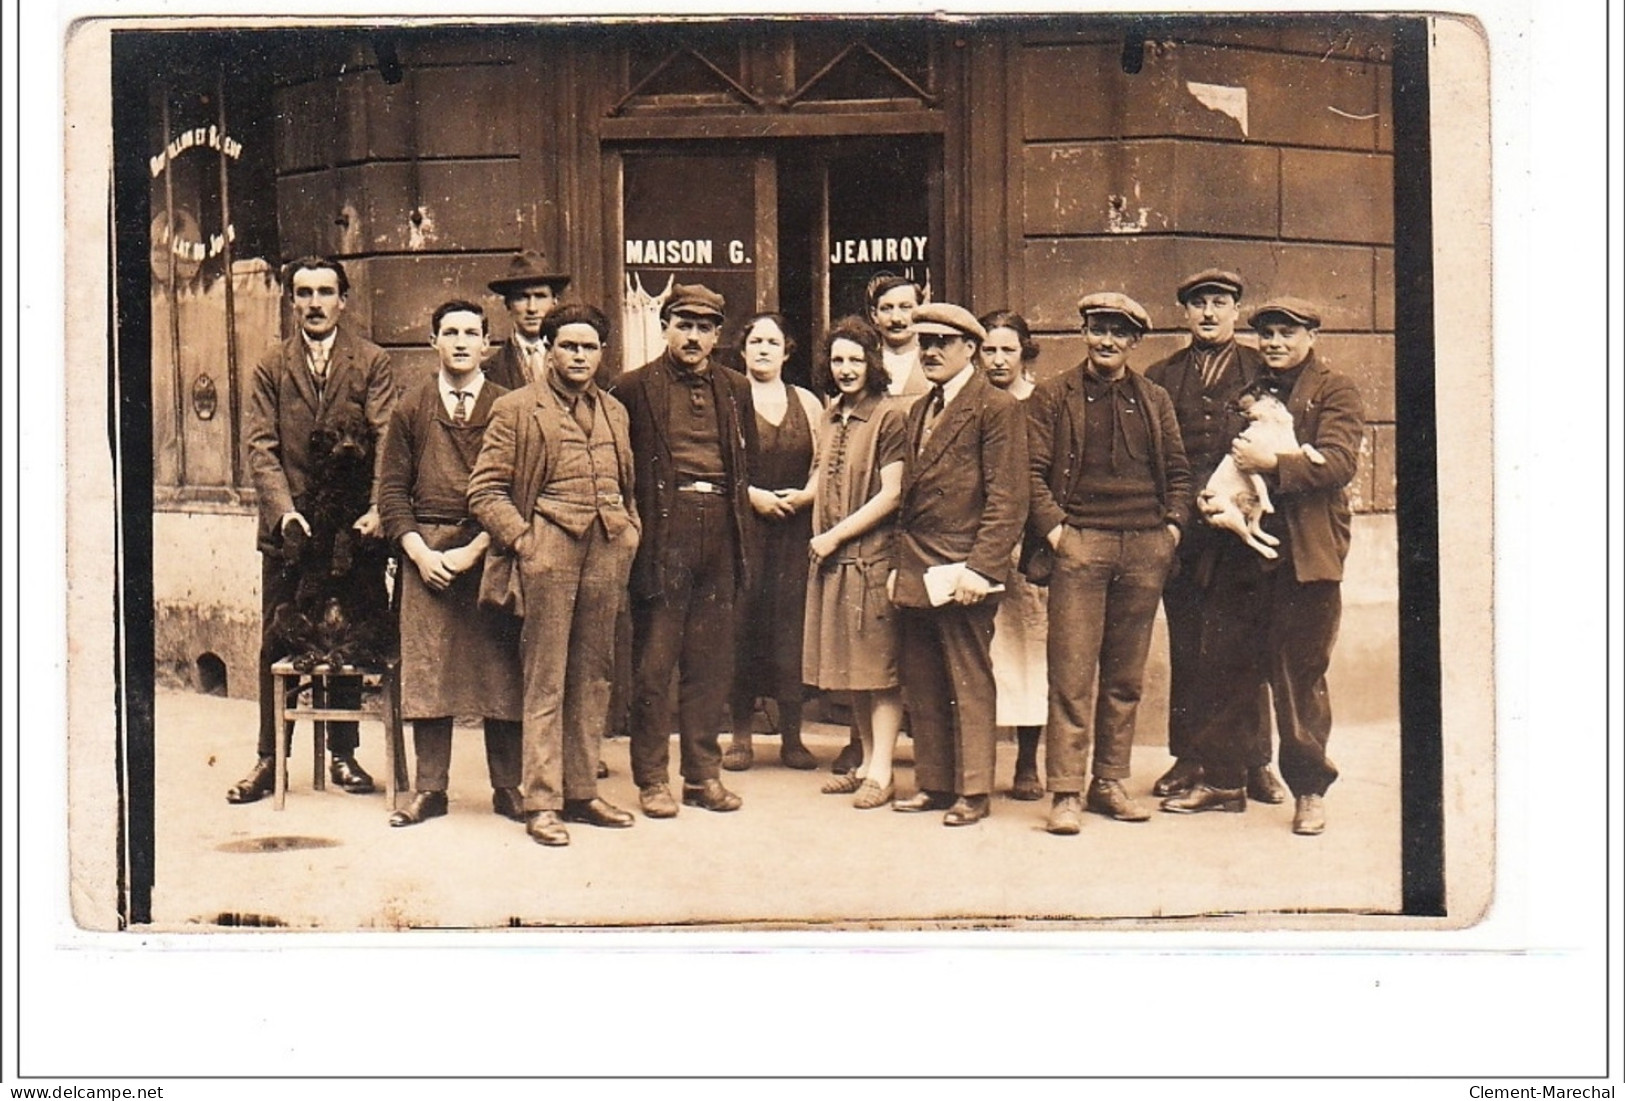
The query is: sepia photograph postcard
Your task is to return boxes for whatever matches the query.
[64,7,1489,935]
[22,0,1614,1085]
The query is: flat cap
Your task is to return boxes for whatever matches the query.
[1176,268,1245,303]
[1248,297,1322,330]
[487,249,571,295]
[1077,291,1152,333]
[661,283,726,320]
[910,302,987,343]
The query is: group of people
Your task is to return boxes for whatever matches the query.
[225,249,1365,846]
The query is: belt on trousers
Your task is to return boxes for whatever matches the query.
[676,479,727,495]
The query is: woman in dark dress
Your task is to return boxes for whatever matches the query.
[723,313,823,771]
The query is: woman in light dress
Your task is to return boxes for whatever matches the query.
[978,310,1049,800]
[802,317,910,809]
[724,313,823,772]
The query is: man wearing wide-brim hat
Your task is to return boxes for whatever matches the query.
[612,283,756,818]
[484,248,572,392]
[1144,269,1285,808]
[1024,291,1192,835]
[1163,297,1365,837]
[887,302,1028,827]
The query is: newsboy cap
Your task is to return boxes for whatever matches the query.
[1248,297,1323,330]
[1176,268,1245,303]
[661,283,727,320]
[487,249,572,296]
[910,302,988,343]
[1077,291,1152,334]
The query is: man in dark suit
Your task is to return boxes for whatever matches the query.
[1026,292,1192,835]
[483,249,570,393]
[612,285,755,818]
[469,304,641,846]
[1145,270,1285,805]
[1160,298,1364,836]
[227,256,396,804]
[888,303,1028,826]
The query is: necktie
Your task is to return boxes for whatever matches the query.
[918,384,946,452]
[525,344,544,385]
[571,395,593,435]
[452,390,470,425]
[309,344,329,387]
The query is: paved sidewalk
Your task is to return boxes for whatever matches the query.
[148,689,1402,931]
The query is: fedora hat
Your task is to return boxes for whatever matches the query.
[487,249,572,296]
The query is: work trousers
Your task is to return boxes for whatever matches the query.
[1187,540,1341,795]
[896,601,999,797]
[409,717,522,793]
[257,555,358,758]
[1045,526,1175,792]
[629,493,737,788]
[518,514,640,812]
[1161,528,1273,766]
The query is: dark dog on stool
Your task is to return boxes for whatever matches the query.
[269,408,394,672]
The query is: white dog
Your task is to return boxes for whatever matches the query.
[1197,393,1324,559]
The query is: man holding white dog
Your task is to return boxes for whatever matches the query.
[1159,297,1365,836]
[1145,270,1285,806]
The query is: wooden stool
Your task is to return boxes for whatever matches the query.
[270,659,407,811]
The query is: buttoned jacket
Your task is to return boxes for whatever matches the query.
[245,326,396,553]
[890,369,1028,607]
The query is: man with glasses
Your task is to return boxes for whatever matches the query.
[612,285,755,818]
[469,304,641,846]
[888,303,1028,827]
[1161,298,1364,837]
[1026,292,1192,835]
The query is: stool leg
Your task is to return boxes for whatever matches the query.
[384,667,404,811]
[273,672,290,811]
[313,676,327,791]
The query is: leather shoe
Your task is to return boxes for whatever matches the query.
[389,790,448,827]
[1046,793,1083,835]
[682,778,742,813]
[1010,767,1044,801]
[1247,766,1288,805]
[721,740,754,772]
[892,789,955,813]
[1086,778,1150,822]
[562,797,635,829]
[943,793,990,826]
[639,783,679,818]
[491,787,526,822]
[226,756,276,804]
[831,740,863,775]
[780,742,818,770]
[1160,783,1246,815]
[329,754,376,794]
[525,810,571,847]
[1152,759,1204,798]
[1292,794,1326,836]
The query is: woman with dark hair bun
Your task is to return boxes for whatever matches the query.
[801,317,910,808]
[723,313,824,772]
[977,309,1049,800]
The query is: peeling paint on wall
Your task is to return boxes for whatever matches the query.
[1186,81,1250,137]
[1106,192,1150,235]
[407,205,437,250]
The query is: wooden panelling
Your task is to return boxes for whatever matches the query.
[1370,422,1396,511]
[1023,140,1277,237]
[364,253,518,345]
[1374,247,1394,331]
[273,80,337,172]
[1280,149,1393,244]
[338,160,524,253]
[1314,333,1395,422]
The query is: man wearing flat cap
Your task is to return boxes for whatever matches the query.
[485,249,571,392]
[612,284,756,817]
[1144,270,1285,807]
[888,302,1028,826]
[1162,298,1364,837]
[1025,292,1192,835]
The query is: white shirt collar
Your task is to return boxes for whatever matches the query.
[437,370,485,417]
[935,362,976,407]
